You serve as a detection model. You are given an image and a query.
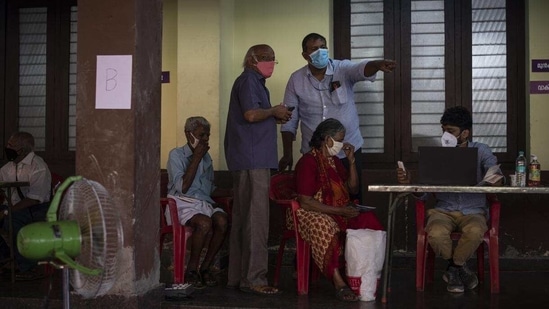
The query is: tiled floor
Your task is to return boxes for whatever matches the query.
[2,256,549,309]
[159,265,549,309]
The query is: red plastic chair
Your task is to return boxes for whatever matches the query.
[50,172,64,195]
[159,196,232,284]
[269,172,318,295]
[212,196,233,221]
[159,197,194,284]
[415,194,500,293]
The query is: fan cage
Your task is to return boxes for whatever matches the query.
[59,178,122,298]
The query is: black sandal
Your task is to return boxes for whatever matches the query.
[200,268,218,287]
[335,286,358,302]
[185,270,205,289]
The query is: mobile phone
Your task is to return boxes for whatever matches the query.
[397,161,406,171]
[287,106,295,111]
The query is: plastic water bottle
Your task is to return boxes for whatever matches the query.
[515,151,527,187]
[528,154,541,187]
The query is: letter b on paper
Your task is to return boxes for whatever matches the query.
[96,55,132,109]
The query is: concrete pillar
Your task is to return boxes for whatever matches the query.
[75,0,162,307]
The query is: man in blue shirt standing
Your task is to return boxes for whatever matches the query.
[279,33,396,203]
[167,116,231,288]
[224,44,291,295]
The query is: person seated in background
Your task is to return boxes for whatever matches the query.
[397,106,504,293]
[293,118,384,302]
[0,131,52,281]
[166,116,231,288]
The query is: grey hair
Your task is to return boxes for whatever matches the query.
[184,116,210,132]
[242,44,272,68]
[309,118,345,149]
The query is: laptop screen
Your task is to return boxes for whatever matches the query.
[418,146,478,186]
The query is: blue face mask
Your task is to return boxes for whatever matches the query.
[309,48,329,69]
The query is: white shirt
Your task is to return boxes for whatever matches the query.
[0,152,51,205]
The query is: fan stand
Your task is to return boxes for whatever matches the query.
[62,267,71,309]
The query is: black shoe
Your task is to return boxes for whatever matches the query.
[442,265,450,283]
[458,264,478,290]
[442,259,454,282]
[445,266,464,293]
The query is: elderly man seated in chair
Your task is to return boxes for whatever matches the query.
[0,131,51,281]
[166,116,231,288]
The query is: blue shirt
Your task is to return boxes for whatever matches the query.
[429,141,502,215]
[224,68,278,171]
[280,59,376,158]
[166,144,216,204]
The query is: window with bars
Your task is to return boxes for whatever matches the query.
[350,0,386,153]
[409,0,446,151]
[18,7,47,150]
[2,1,77,163]
[69,6,77,151]
[471,0,507,153]
[338,0,523,165]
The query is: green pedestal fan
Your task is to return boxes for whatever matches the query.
[17,176,123,308]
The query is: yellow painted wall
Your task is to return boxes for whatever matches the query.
[161,0,178,168]
[176,0,222,166]
[221,0,332,170]
[528,0,549,167]
[160,0,331,169]
[163,1,548,171]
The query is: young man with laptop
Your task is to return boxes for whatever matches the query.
[397,106,504,293]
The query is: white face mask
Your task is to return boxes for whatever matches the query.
[441,131,458,147]
[326,137,344,156]
[190,132,200,148]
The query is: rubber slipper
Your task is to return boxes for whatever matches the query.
[240,285,282,295]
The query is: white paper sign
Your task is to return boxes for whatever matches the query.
[95,55,132,109]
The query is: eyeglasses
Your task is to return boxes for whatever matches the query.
[253,55,278,65]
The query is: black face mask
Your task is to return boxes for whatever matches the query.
[5,147,18,161]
